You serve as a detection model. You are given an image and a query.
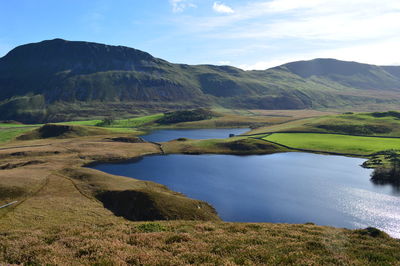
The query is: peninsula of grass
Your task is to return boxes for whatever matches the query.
[263,133,400,155]
[163,137,289,155]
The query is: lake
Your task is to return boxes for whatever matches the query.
[140,128,249,142]
[92,152,400,238]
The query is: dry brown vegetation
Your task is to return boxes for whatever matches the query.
[1,123,400,265]
[2,219,400,265]
[0,132,219,220]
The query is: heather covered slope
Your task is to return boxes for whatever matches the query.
[1,39,400,122]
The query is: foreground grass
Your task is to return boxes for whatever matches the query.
[1,220,399,265]
[263,133,400,155]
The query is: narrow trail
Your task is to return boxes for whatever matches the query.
[148,141,165,154]
[0,174,50,218]
[0,144,52,151]
[53,173,95,201]
[242,130,400,139]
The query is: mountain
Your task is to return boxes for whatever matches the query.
[1,39,400,123]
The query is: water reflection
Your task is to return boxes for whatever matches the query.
[370,179,400,195]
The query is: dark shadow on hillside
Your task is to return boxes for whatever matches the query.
[96,190,164,221]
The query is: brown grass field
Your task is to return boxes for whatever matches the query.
[0,119,400,264]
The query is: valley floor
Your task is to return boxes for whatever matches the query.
[1,110,400,264]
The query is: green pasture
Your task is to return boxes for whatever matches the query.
[64,113,163,128]
[263,133,400,155]
[0,128,33,143]
[0,123,39,128]
[60,119,100,126]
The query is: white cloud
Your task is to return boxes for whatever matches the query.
[169,0,400,68]
[213,10,400,42]
[218,60,232,65]
[194,0,400,41]
[213,2,234,14]
[170,0,196,13]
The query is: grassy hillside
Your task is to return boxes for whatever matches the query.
[1,40,400,122]
[16,124,112,140]
[249,111,400,136]
[277,58,400,90]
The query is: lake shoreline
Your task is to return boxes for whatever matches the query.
[1,126,400,264]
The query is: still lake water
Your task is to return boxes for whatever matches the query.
[140,128,249,142]
[92,129,400,238]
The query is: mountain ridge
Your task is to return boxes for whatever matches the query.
[1,39,400,123]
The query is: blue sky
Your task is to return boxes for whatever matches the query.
[1,0,400,69]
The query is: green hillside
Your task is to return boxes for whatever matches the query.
[1,39,400,123]
[249,111,400,137]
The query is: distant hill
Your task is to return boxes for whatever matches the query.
[1,39,400,123]
[276,59,400,90]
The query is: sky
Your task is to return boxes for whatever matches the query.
[1,0,400,70]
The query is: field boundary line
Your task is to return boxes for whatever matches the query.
[242,131,400,139]
[0,174,50,218]
[0,144,52,151]
[53,172,96,201]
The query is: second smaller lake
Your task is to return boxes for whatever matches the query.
[140,128,249,142]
